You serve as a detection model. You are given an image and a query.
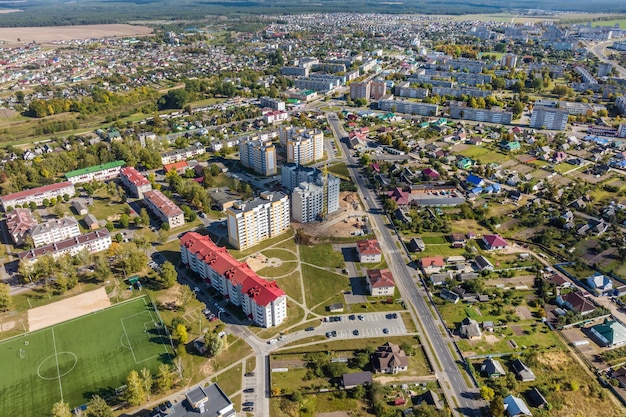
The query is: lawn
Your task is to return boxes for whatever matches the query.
[299,243,345,269]
[420,235,448,245]
[457,323,561,356]
[301,265,350,308]
[327,162,350,179]
[229,230,295,259]
[261,248,297,262]
[274,271,303,304]
[460,147,509,164]
[252,302,305,340]
[0,296,173,416]
[256,261,298,278]
[212,362,242,396]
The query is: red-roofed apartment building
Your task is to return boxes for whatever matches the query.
[143,189,185,229]
[180,232,287,328]
[1,181,76,211]
[357,239,382,263]
[366,269,395,296]
[120,167,152,198]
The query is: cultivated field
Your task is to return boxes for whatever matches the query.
[0,24,152,46]
[0,295,173,416]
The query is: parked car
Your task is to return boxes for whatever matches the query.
[305,327,315,332]
[353,329,360,336]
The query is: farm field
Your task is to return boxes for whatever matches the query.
[0,296,173,416]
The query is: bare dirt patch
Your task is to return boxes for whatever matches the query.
[484,334,499,344]
[515,306,533,320]
[295,192,368,240]
[511,325,524,337]
[0,24,153,46]
[536,350,569,371]
[27,287,111,331]
[0,320,15,332]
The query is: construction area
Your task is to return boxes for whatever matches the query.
[294,192,370,239]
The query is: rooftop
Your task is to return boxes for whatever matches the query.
[144,189,183,218]
[64,160,125,179]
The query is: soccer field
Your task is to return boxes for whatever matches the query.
[0,296,174,416]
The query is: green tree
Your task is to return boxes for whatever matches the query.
[86,395,114,417]
[125,369,146,407]
[140,208,150,228]
[175,323,189,344]
[178,285,194,309]
[141,367,153,400]
[93,255,112,281]
[480,385,495,401]
[119,213,130,228]
[0,283,13,311]
[205,332,225,357]
[490,396,505,417]
[159,261,177,288]
[51,401,72,417]
[156,364,174,393]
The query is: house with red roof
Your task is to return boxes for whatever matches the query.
[419,256,446,275]
[386,187,410,207]
[357,239,382,263]
[180,232,287,328]
[422,168,440,180]
[163,160,189,175]
[366,269,395,296]
[482,234,508,250]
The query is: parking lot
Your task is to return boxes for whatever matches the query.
[320,312,407,339]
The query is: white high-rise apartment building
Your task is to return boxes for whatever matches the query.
[280,126,324,165]
[226,191,290,250]
[282,164,340,223]
[292,182,324,223]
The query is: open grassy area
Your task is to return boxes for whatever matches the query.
[211,337,252,372]
[261,248,297,262]
[301,265,350,308]
[299,243,345,269]
[212,362,242,396]
[460,146,509,164]
[256,261,298,278]
[0,296,173,416]
[327,162,350,179]
[229,230,295,259]
[274,271,303,304]
[252,302,305,340]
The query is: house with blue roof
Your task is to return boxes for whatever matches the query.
[587,272,613,295]
[466,174,485,187]
[503,395,532,416]
[484,183,501,194]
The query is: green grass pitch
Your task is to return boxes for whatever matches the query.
[0,295,174,416]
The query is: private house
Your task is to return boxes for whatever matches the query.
[372,342,409,374]
[590,319,626,347]
[503,141,521,152]
[6,208,37,245]
[387,187,410,206]
[556,292,596,315]
[482,234,508,250]
[511,359,536,382]
[419,256,445,275]
[163,160,189,175]
[587,272,613,295]
[440,288,460,303]
[409,237,426,252]
[414,390,444,410]
[366,269,395,296]
[422,168,440,180]
[430,272,453,286]
[474,255,494,271]
[458,158,474,170]
[481,357,506,378]
[449,233,466,248]
[459,317,482,340]
[503,395,532,417]
[342,371,372,389]
[357,239,383,263]
[527,387,548,409]
[466,174,484,187]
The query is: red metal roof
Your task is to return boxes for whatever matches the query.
[419,256,445,268]
[1,181,74,203]
[366,269,395,288]
[483,234,508,248]
[181,232,285,306]
[357,239,382,256]
[163,161,188,173]
[120,166,150,186]
[144,190,183,218]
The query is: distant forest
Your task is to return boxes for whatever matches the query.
[0,0,625,27]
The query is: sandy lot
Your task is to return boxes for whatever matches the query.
[28,287,111,331]
[0,24,152,46]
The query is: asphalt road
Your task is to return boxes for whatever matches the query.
[328,116,485,416]
[586,39,626,78]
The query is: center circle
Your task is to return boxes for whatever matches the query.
[37,352,78,380]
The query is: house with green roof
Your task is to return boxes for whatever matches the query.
[64,160,126,185]
[457,157,474,170]
[591,319,626,347]
[503,141,521,152]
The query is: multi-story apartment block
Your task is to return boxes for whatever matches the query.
[239,138,277,176]
[1,181,76,211]
[294,78,337,92]
[262,110,289,125]
[395,82,429,99]
[281,164,340,222]
[598,63,613,77]
[432,87,491,98]
[617,96,626,115]
[575,66,598,84]
[143,189,185,229]
[260,96,286,111]
[29,217,81,248]
[370,80,387,100]
[120,167,152,198]
[449,102,513,124]
[350,82,371,100]
[500,54,518,68]
[280,66,309,77]
[180,232,287,327]
[378,99,439,116]
[160,144,206,165]
[64,160,125,185]
[226,191,290,250]
[530,106,569,131]
[18,229,112,264]
[6,208,37,245]
[286,129,324,165]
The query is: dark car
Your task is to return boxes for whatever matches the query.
[158,403,167,412]
[331,330,337,337]
[244,388,255,393]
[353,329,360,336]
[305,326,315,331]
[245,372,255,377]
[326,332,333,338]
[243,407,254,412]
[349,314,356,320]
[165,400,172,408]
[243,401,255,407]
